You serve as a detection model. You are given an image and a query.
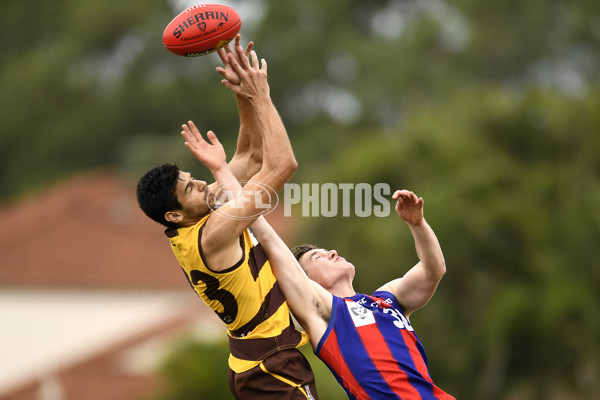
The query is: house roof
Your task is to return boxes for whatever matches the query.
[0,169,295,290]
[0,169,185,289]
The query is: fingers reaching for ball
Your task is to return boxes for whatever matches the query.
[181,121,227,172]
[393,190,424,225]
[220,49,269,99]
[216,34,254,85]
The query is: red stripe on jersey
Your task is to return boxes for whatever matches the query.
[401,329,432,380]
[320,329,370,400]
[400,330,455,400]
[357,322,423,400]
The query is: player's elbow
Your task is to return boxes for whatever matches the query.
[433,259,446,280]
[286,158,298,177]
[425,259,446,281]
[249,150,264,169]
[245,152,263,177]
[233,152,262,178]
[276,157,298,182]
[260,156,297,194]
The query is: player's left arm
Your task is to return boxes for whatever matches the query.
[376,190,446,317]
[250,216,332,350]
[181,123,243,198]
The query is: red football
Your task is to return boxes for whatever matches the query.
[162,4,241,57]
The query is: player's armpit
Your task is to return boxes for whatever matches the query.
[380,266,441,317]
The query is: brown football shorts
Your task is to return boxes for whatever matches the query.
[228,348,318,400]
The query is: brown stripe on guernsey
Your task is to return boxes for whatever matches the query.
[229,324,304,361]
[230,281,286,337]
[248,244,269,280]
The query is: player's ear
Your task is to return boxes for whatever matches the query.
[165,210,184,224]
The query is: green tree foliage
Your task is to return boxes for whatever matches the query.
[1,0,599,398]
[0,0,240,198]
[150,338,347,400]
[149,338,233,400]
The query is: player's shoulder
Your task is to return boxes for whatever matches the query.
[371,289,401,308]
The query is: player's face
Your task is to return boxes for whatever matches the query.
[299,248,355,288]
[174,171,216,222]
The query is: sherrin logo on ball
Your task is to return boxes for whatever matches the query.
[162,4,241,57]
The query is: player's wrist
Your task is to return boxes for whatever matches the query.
[209,161,229,175]
[249,92,273,108]
[405,217,426,229]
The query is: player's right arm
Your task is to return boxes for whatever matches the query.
[251,217,332,349]
[213,35,263,184]
[184,46,297,271]
[376,190,446,317]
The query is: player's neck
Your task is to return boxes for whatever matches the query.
[328,282,355,298]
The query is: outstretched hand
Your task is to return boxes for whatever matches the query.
[181,121,227,172]
[393,190,424,226]
[216,34,253,85]
[218,44,268,99]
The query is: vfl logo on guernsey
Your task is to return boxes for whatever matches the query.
[348,298,415,331]
[346,301,376,327]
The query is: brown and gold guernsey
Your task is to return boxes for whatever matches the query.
[166,215,308,373]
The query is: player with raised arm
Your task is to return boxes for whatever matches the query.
[251,192,456,399]
[136,37,318,400]
[183,100,455,398]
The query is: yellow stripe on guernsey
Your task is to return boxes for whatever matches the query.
[167,215,307,373]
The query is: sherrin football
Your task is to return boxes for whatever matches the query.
[162,4,241,57]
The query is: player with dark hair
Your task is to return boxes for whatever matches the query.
[136,36,318,400]
[136,163,183,228]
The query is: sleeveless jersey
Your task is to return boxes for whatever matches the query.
[316,291,455,400]
[166,215,307,373]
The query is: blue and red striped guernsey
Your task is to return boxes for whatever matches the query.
[315,291,455,400]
